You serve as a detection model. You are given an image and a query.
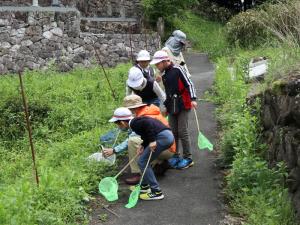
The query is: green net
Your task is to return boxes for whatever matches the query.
[198,132,213,151]
[125,185,141,208]
[98,177,119,202]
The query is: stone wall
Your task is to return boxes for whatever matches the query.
[0,0,142,18]
[261,74,300,217]
[0,8,160,74]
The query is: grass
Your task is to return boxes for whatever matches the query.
[173,11,230,59]
[0,64,130,224]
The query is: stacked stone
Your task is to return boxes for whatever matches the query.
[0,9,160,74]
[80,20,140,34]
[261,75,300,216]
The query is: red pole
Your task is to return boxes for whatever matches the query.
[18,71,39,186]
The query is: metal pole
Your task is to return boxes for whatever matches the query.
[18,71,39,187]
[95,50,117,101]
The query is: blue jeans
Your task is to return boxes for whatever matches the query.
[138,130,174,191]
[144,98,160,107]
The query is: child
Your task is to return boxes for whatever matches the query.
[109,107,174,200]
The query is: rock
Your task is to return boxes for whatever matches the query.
[16,28,26,38]
[43,24,52,32]
[0,19,9,27]
[287,167,300,193]
[10,44,21,52]
[21,40,33,47]
[51,22,58,28]
[72,54,84,63]
[50,27,63,37]
[0,63,8,74]
[1,42,11,49]
[74,46,84,54]
[25,61,39,70]
[58,62,71,72]
[26,26,42,36]
[117,43,125,49]
[43,31,53,40]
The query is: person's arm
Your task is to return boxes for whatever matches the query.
[179,52,191,77]
[177,67,197,100]
[153,81,166,102]
[113,137,129,154]
[126,86,133,96]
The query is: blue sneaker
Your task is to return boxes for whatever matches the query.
[168,156,181,168]
[176,158,194,170]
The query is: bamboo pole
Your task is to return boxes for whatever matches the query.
[95,50,117,101]
[18,71,39,186]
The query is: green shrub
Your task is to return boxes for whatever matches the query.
[142,0,197,29]
[194,0,235,23]
[226,155,286,198]
[0,64,129,224]
[174,12,230,59]
[0,97,51,144]
[259,0,300,46]
[226,10,273,48]
[232,187,296,225]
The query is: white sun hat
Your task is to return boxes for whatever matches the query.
[136,50,151,61]
[127,67,144,88]
[109,107,133,123]
[150,50,170,65]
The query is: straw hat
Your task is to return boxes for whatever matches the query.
[123,95,147,109]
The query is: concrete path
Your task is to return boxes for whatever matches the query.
[91,52,223,225]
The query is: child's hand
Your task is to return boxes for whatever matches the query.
[155,75,162,82]
[149,141,157,152]
[103,148,114,158]
[137,146,144,155]
[191,101,198,109]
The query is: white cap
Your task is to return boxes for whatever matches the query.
[173,30,187,44]
[109,107,133,122]
[150,50,170,65]
[136,50,151,61]
[127,67,144,88]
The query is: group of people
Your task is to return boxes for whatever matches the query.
[102,30,197,201]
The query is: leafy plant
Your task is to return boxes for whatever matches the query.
[0,64,129,224]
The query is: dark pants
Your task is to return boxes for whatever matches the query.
[168,110,192,158]
[138,130,174,191]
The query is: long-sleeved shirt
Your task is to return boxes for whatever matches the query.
[162,63,197,111]
[162,46,191,77]
[113,130,139,154]
[129,117,170,147]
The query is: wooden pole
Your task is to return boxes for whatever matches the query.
[129,23,134,64]
[95,50,117,101]
[18,71,39,186]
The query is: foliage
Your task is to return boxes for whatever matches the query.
[174,11,230,59]
[211,45,297,224]
[226,9,273,48]
[0,64,130,224]
[193,0,235,23]
[141,0,198,30]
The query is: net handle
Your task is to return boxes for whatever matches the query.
[114,153,139,179]
[138,150,153,186]
[193,108,200,133]
[112,130,121,147]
